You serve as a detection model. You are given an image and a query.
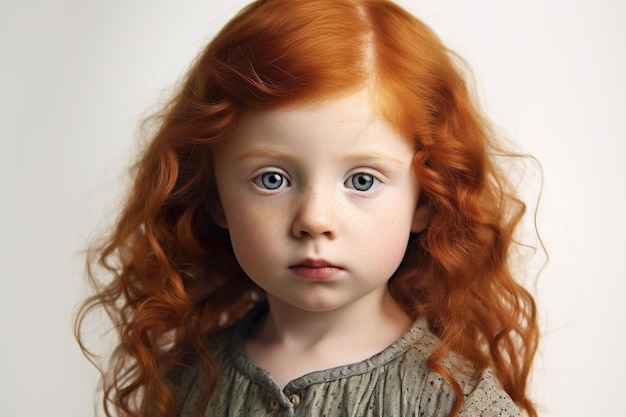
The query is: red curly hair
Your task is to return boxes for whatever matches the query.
[75,1,539,416]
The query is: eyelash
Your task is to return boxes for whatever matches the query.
[251,170,382,193]
[344,172,380,192]
[252,171,291,190]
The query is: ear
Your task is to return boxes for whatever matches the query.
[411,203,429,233]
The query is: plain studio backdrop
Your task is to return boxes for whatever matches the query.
[1,1,624,416]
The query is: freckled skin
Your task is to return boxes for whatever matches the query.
[213,89,426,316]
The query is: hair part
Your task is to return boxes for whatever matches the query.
[75,1,539,416]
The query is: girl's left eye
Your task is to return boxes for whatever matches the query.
[345,173,379,192]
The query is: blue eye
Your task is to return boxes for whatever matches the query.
[254,172,289,190]
[347,173,377,191]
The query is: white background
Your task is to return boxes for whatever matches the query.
[1,1,624,416]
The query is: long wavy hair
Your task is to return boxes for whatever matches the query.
[75,1,539,416]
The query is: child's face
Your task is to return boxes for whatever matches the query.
[213,89,425,314]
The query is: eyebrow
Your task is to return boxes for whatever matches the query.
[341,152,405,167]
[234,148,408,169]
[234,149,293,163]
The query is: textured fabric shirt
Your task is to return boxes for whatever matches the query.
[171,303,520,417]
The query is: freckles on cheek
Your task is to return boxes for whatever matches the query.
[228,212,275,257]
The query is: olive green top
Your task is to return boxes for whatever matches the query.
[170,303,520,417]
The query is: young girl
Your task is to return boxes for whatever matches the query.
[76,1,539,416]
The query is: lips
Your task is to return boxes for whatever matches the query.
[289,258,343,280]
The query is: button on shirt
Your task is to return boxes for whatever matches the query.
[170,303,520,417]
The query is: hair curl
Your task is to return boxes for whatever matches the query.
[75,1,539,416]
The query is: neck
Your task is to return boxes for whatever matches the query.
[256,289,412,351]
[245,289,413,389]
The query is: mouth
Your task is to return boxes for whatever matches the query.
[289,258,343,280]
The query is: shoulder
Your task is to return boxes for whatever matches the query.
[401,322,520,417]
[164,325,237,412]
[457,368,520,417]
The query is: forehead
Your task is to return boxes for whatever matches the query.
[235,89,405,141]
[213,89,414,164]
[245,92,376,132]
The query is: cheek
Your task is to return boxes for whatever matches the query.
[226,209,283,272]
[370,193,417,266]
[349,204,414,275]
[367,222,412,273]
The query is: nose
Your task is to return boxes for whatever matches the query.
[292,189,337,239]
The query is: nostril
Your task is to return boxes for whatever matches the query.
[296,229,311,238]
[292,194,336,238]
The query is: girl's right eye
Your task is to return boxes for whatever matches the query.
[252,172,290,190]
